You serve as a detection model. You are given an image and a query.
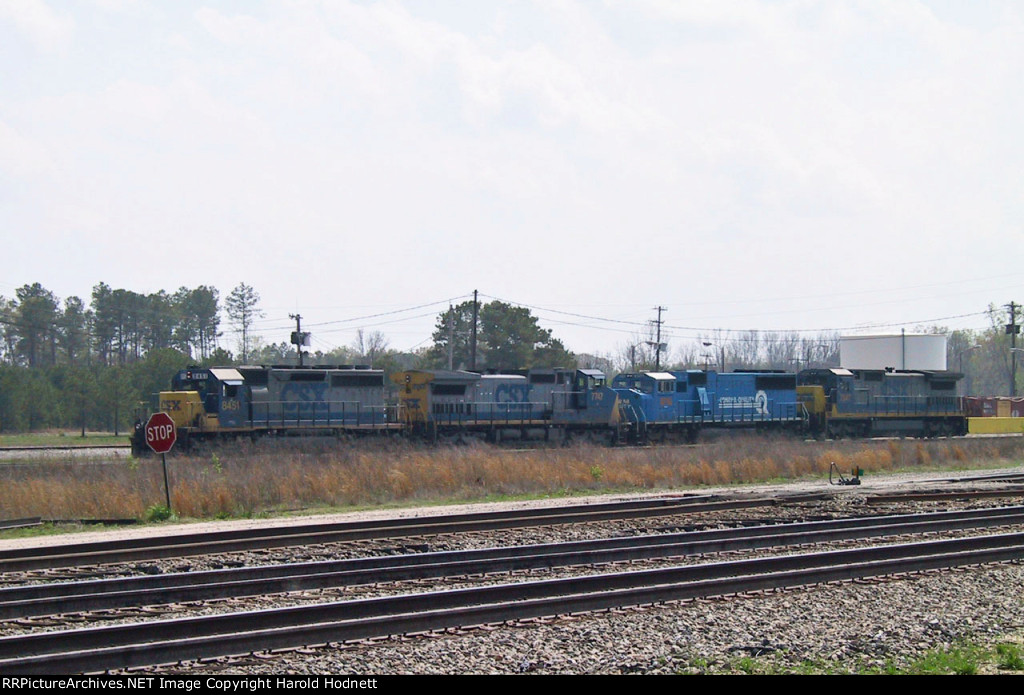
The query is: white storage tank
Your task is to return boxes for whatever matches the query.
[839,334,948,371]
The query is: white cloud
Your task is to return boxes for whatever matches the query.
[0,119,52,178]
[0,0,73,52]
[89,0,139,11]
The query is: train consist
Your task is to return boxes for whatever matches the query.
[132,362,969,452]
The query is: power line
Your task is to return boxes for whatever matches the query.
[483,292,990,338]
[291,296,472,329]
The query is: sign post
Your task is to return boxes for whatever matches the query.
[145,412,177,511]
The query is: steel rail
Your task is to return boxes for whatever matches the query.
[1,495,716,558]
[923,472,1024,484]
[0,496,769,573]
[0,518,41,531]
[2,532,1023,674]
[867,488,1024,504]
[0,445,128,452]
[3,505,1024,619]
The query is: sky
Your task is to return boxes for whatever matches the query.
[2,0,1022,361]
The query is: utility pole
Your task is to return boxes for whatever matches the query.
[647,306,666,370]
[289,313,309,367]
[470,289,479,372]
[447,304,454,370]
[1008,302,1020,397]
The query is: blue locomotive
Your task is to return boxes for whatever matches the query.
[796,368,967,438]
[132,364,401,452]
[612,369,805,442]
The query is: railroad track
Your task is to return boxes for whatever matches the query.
[866,487,1024,504]
[5,483,1024,674]
[3,505,1023,621]
[0,495,780,573]
[4,485,1012,575]
[3,529,1022,674]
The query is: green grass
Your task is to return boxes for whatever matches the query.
[677,640,1024,675]
[996,643,1024,670]
[905,644,985,675]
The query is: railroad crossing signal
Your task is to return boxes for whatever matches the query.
[145,412,177,454]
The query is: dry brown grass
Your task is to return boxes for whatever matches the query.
[2,434,1023,521]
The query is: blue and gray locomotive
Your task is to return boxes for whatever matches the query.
[796,368,967,439]
[132,364,401,453]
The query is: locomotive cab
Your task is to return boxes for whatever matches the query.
[551,369,622,435]
[570,369,606,410]
[165,367,248,431]
[611,372,677,423]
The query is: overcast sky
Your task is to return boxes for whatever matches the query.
[2,0,1022,360]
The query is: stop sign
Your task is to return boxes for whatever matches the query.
[145,412,177,454]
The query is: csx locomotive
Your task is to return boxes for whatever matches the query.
[133,365,402,453]
[133,362,968,452]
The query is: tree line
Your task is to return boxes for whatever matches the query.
[0,281,242,434]
[1,282,223,368]
[0,282,1021,434]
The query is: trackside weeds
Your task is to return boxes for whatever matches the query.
[1,435,1022,521]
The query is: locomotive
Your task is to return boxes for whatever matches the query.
[797,368,966,439]
[611,369,805,443]
[134,361,968,452]
[132,364,402,453]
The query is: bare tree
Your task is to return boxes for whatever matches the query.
[352,329,390,368]
[225,283,264,363]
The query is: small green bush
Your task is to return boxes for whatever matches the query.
[144,505,174,522]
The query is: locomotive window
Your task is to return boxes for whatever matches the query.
[332,374,384,388]
[242,371,268,386]
[286,373,326,382]
[432,384,467,396]
[224,385,239,397]
[530,373,557,384]
[688,373,707,386]
[755,375,796,390]
[658,381,674,393]
[676,382,688,392]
